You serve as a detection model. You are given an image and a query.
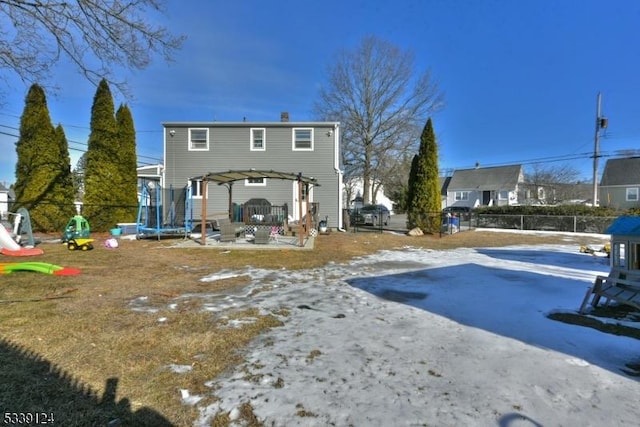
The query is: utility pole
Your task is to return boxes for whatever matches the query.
[592,93,607,206]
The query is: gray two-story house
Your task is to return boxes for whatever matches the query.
[161,116,343,229]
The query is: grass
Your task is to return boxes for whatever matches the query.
[0,229,629,425]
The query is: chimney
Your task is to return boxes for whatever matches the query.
[280,112,289,122]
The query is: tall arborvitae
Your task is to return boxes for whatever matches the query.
[115,104,138,222]
[83,79,120,231]
[14,84,75,231]
[406,118,441,233]
[406,154,419,227]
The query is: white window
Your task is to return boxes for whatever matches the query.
[498,190,509,200]
[293,128,314,151]
[538,187,545,199]
[245,177,266,186]
[455,191,469,201]
[189,128,209,151]
[251,128,266,151]
[190,180,206,198]
[626,187,639,201]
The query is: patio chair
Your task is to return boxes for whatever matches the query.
[220,223,238,243]
[254,227,270,244]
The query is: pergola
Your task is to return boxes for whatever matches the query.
[189,169,320,246]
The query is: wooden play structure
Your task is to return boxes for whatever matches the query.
[580,216,640,313]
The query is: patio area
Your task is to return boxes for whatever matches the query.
[169,230,315,250]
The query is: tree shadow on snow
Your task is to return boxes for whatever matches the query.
[476,247,610,270]
[345,261,638,378]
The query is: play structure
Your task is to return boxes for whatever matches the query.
[136,182,192,239]
[580,216,640,313]
[0,262,80,275]
[0,208,43,256]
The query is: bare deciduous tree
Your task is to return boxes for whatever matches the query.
[314,36,444,204]
[524,163,583,204]
[0,0,184,95]
[525,163,581,186]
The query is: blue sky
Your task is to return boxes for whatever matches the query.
[2,0,640,187]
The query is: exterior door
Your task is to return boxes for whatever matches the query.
[482,190,492,206]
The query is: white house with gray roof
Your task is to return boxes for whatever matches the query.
[0,182,11,219]
[445,165,524,208]
[599,157,640,209]
[161,115,343,229]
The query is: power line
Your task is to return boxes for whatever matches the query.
[0,123,163,163]
[445,148,632,173]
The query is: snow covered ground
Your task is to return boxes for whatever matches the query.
[146,231,640,426]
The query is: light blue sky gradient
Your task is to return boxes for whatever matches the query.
[1,0,639,186]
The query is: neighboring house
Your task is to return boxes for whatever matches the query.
[445,165,524,208]
[136,164,164,211]
[599,157,640,209]
[137,164,164,187]
[0,182,9,219]
[519,182,593,205]
[439,176,452,209]
[343,177,395,213]
[162,115,343,229]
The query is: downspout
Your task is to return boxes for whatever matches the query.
[333,123,346,231]
[162,127,168,190]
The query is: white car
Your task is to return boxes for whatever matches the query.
[353,204,391,226]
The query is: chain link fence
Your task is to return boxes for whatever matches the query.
[343,209,617,235]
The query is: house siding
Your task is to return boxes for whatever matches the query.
[600,185,640,210]
[163,122,342,228]
[599,157,640,209]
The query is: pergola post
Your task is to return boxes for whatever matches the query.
[305,182,312,234]
[226,182,234,220]
[201,179,208,245]
[298,178,304,247]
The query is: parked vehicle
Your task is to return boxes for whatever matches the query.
[442,206,471,214]
[352,204,391,226]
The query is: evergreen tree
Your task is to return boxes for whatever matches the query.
[72,152,87,201]
[406,118,441,233]
[13,84,75,231]
[83,79,120,231]
[406,154,419,223]
[115,104,139,222]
